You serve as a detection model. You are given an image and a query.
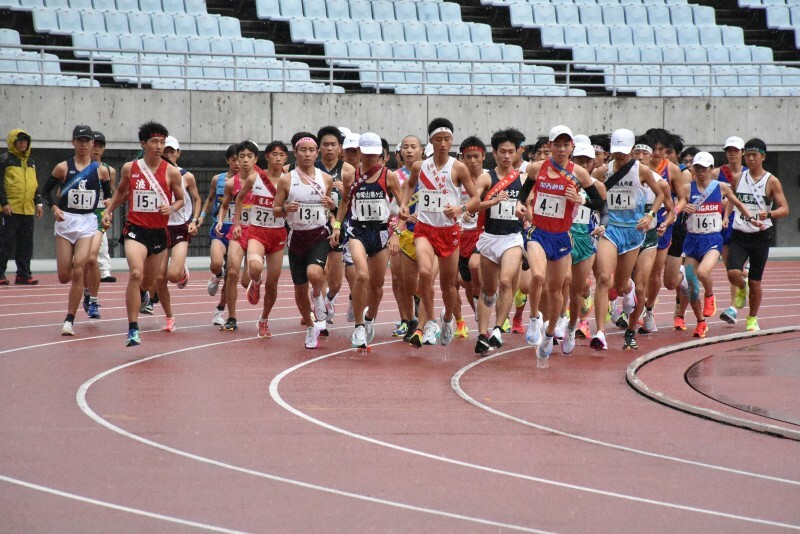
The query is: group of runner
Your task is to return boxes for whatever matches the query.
[46,119,788,364]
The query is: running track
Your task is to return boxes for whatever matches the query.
[1,261,799,533]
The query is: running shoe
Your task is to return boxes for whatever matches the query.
[177,266,190,289]
[14,276,38,285]
[100,275,117,283]
[83,290,91,314]
[511,314,524,334]
[392,321,408,337]
[207,273,223,296]
[615,313,628,330]
[513,289,527,309]
[590,330,608,351]
[746,316,760,332]
[221,318,238,332]
[720,306,737,325]
[87,301,101,319]
[678,265,689,297]
[609,297,623,325]
[525,312,543,346]
[489,326,503,348]
[554,315,569,340]
[413,295,420,319]
[364,307,375,344]
[575,320,590,339]
[580,294,593,316]
[403,320,418,343]
[61,321,75,336]
[734,280,748,309]
[685,264,700,302]
[440,311,454,346]
[622,281,636,315]
[409,329,423,348]
[703,294,716,318]
[422,320,440,345]
[693,321,708,338]
[246,278,262,305]
[454,319,469,338]
[140,292,153,315]
[639,308,656,334]
[474,334,491,356]
[125,328,141,347]
[324,294,335,322]
[212,309,225,326]
[346,296,355,323]
[561,325,576,355]
[674,316,686,331]
[501,317,511,333]
[537,334,554,360]
[163,316,176,332]
[258,318,271,338]
[305,325,319,349]
[314,293,327,323]
[351,325,367,349]
[623,329,638,350]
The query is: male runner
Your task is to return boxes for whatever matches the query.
[91,131,116,284]
[456,136,486,332]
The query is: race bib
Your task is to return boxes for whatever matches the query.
[607,190,634,211]
[489,199,517,220]
[241,206,251,225]
[690,212,722,234]
[222,204,235,223]
[67,189,96,210]
[297,203,326,225]
[533,192,566,219]
[419,190,446,213]
[252,205,282,228]
[355,198,387,222]
[573,204,592,225]
[133,190,160,212]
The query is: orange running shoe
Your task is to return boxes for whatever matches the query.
[575,320,590,339]
[693,321,708,338]
[511,314,524,333]
[674,316,686,331]
[702,294,716,318]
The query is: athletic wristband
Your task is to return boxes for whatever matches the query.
[766,212,772,219]
[647,210,656,218]
[673,206,682,215]
[333,221,341,229]
[200,211,206,218]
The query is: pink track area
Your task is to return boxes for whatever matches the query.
[1,261,799,532]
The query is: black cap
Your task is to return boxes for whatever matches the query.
[72,125,94,140]
[743,138,767,153]
[93,131,106,145]
[15,132,31,142]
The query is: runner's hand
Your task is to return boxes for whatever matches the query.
[388,234,399,256]
[231,223,241,240]
[322,195,336,210]
[444,204,460,219]
[51,205,65,222]
[330,227,340,246]
[564,183,582,203]
[591,225,605,238]
[683,204,697,214]
[188,221,197,236]
[101,211,112,229]
[515,202,526,219]
[398,205,409,220]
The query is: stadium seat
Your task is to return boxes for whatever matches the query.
[632,25,655,46]
[532,4,555,26]
[173,13,197,36]
[162,0,185,14]
[32,8,59,33]
[509,4,533,28]
[699,25,722,46]
[677,26,700,46]
[448,23,471,44]
[469,22,492,44]
[608,25,633,46]
[711,65,737,86]
[540,25,564,47]
[372,0,394,21]
[394,1,417,22]
[393,41,414,59]
[639,46,661,64]
[767,5,791,29]
[404,21,427,44]
[252,39,275,57]
[348,0,371,21]
[595,44,618,67]
[196,15,220,37]
[572,45,595,69]
[563,25,586,47]
[601,5,624,25]
[165,35,189,54]
[71,32,94,57]
[277,0,302,20]
[69,0,91,8]
[219,17,241,38]
[209,36,232,55]
[334,19,358,41]
[415,42,437,60]
[661,45,684,64]
[586,25,610,46]
[312,19,336,43]
[80,11,105,33]
[647,6,671,27]
[692,5,716,26]
[439,2,460,23]
[290,18,313,42]
[417,1,439,22]
[617,46,639,64]
[127,12,153,35]
[670,5,693,26]
[720,25,745,45]
[457,42,479,60]
[327,0,349,20]
[425,22,449,44]
[151,14,175,36]
[370,41,393,59]
[437,42,459,60]
[479,43,502,60]
[18,0,45,9]
[95,33,120,59]
[578,4,601,25]
[654,26,678,46]
[183,0,204,15]
[625,5,648,26]
[304,0,326,18]
[727,45,750,64]
[93,0,114,9]
[360,20,382,42]
[684,46,707,63]
[751,46,773,63]
[117,0,137,10]
[555,4,579,25]
[502,44,523,61]
[53,8,80,35]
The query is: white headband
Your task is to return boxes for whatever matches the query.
[429,127,453,139]
[633,143,653,153]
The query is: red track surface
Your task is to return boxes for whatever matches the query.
[1,261,799,533]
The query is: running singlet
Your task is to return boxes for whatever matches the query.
[128,159,170,229]
[250,171,285,229]
[212,171,228,225]
[316,160,343,212]
[484,169,522,235]
[168,168,192,226]
[228,172,252,227]
[530,159,578,234]
[351,168,391,224]
[605,159,647,228]
[718,164,744,227]
[571,177,598,235]
[641,172,661,230]
[653,159,670,227]
[732,170,774,234]
[59,158,102,214]
[286,168,328,231]
[687,180,723,235]
[459,173,482,232]
[416,156,460,227]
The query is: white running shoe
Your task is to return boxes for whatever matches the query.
[305,325,320,349]
[313,293,327,323]
[324,294,335,322]
[526,312,543,346]
[537,334,554,360]
[610,297,624,324]
[351,325,367,348]
[562,326,576,355]
[590,330,608,351]
[622,281,636,315]
[364,306,375,344]
[642,308,657,332]
[422,320,440,345]
[61,321,75,336]
[440,310,454,346]
[347,297,355,323]
[212,309,225,326]
[554,315,569,339]
[678,265,689,297]
[207,274,223,296]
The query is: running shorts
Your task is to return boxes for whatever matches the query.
[343,220,389,258]
[641,227,659,252]
[167,222,191,250]
[603,224,645,255]
[414,222,460,258]
[119,222,169,256]
[248,225,288,255]
[683,232,723,263]
[657,223,673,250]
[726,228,773,282]
[667,219,687,258]
[211,222,232,248]
[459,228,481,258]
[289,237,329,285]
[525,226,571,262]
[399,229,416,262]
[476,231,523,265]
[571,232,596,265]
[55,211,97,244]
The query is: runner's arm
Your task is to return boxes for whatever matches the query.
[399,160,422,218]
[199,174,220,226]
[764,176,789,221]
[102,162,131,227]
[234,174,255,227]
[163,165,184,216]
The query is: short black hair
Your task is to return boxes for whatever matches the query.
[265,140,289,155]
[669,132,685,154]
[644,128,673,149]
[634,134,653,149]
[680,146,700,160]
[317,126,343,145]
[381,137,390,157]
[589,133,610,153]
[236,140,259,155]
[532,136,549,153]
[744,138,767,153]
[490,128,522,151]
[459,136,486,154]
[427,117,454,137]
[508,128,526,146]
[225,144,237,160]
[138,121,168,143]
[291,131,318,148]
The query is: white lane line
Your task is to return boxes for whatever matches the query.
[269,347,800,530]
[75,329,549,534]
[0,474,247,533]
[451,346,800,486]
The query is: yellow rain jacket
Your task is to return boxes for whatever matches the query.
[0,129,41,215]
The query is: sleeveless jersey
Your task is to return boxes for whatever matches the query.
[59,157,102,214]
[718,164,745,228]
[732,170,774,233]
[484,168,522,235]
[687,180,723,235]
[316,159,344,211]
[606,159,647,228]
[250,171,285,229]
[286,168,328,231]
[351,167,391,224]
[571,176,598,235]
[641,171,662,231]
[212,172,228,224]
[229,172,252,227]
[168,168,192,226]
[128,159,170,229]
[459,170,484,232]
[530,159,578,234]
[653,159,670,226]
[417,156,460,227]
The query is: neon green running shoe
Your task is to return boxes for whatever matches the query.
[734,280,748,309]
[746,316,760,332]
[513,289,527,309]
[580,294,593,316]
[502,317,511,333]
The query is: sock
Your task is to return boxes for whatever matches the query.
[228,317,237,323]
[129,322,138,331]
[646,305,653,312]
[89,296,98,304]
[365,315,373,322]
[66,314,75,323]
[83,288,90,296]
[216,305,224,311]
[356,323,364,328]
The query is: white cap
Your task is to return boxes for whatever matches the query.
[610,128,635,154]
[424,143,433,157]
[338,126,352,138]
[165,136,180,150]
[693,151,714,168]
[548,125,574,142]
[358,132,383,155]
[573,134,590,146]
[723,136,744,150]
[573,143,595,159]
[343,133,360,149]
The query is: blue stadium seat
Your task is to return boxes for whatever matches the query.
[165,35,189,54]
[532,4,555,26]
[360,20,382,42]
[692,5,716,26]
[219,16,241,38]
[632,25,655,46]
[370,40,393,59]
[18,0,44,8]
[457,42,479,60]
[95,33,120,59]
[394,0,417,22]
[425,21,450,44]
[45,0,67,7]
[116,0,136,10]
[140,0,161,11]
[372,0,394,21]
[437,42,459,61]
[252,39,275,57]
[677,26,699,46]
[69,0,91,8]
[151,14,175,35]
[639,45,661,64]
[255,0,277,19]
[183,0,204,15]
[417,1,439,22]
[617,46,639,64]
[174,13,197,36]
[196,15,220,37]
[415,42,437,60]
[540,25,564,47]
[706,45,729,63]
[654,25,678,46]
[509,4,533,28]
[448,23,471,44]
[479,43,502,60]
[563,24,586,47]
[684,46,707,63]
[92,0,114,9]
[323,40,348,64]
[33,8,59,33]
[699,25,722,46]
[348,0,371,21]
[572,45,595,69]
[469,22,492,44]
[71,32,95,57]
[502,44,523,61]
[290,18,313,41]
[313,19,336,43]
[326,0,349,20]
[346,41,371,65]
[118,33,143,55]
[142,35,167,59]
[601,5,624,25]
[647,6,670,27]
[128,12,153,35]
[661,46,684,64]
[404,21,427,44]
[381,20,405,41]
[766,6,791,29]
[595,45,617,67]
[0,30,20,51]
[791,6,800,26]
[608,25,633,46]
[586,25,610,46]
[670,5,693,26]
[393,41,414,59]
[578,4,601,25]
[277,0,302,20]
[439,2,461,23]
[162,0,185,14]
[751,46,773,63]
[81,11,105,33]
[555,4,579,24]
[727,45,750,64]
[625,5,648,26]
[304,0,327,18]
